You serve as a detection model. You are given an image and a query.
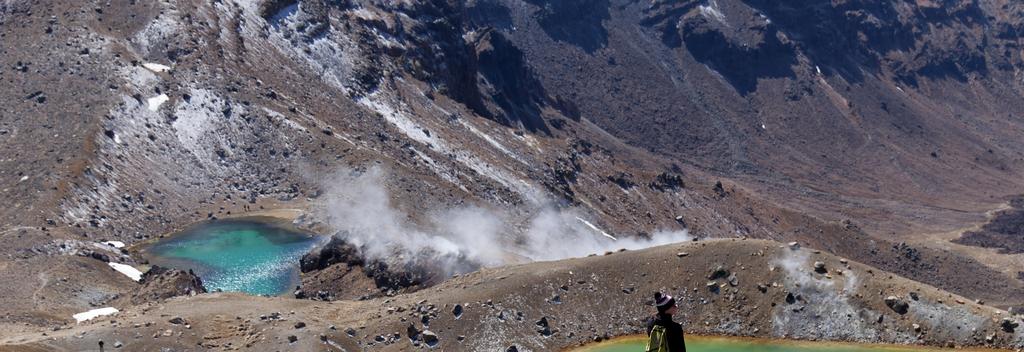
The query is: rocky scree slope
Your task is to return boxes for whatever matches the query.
[1,0,1024,334]
[0,0,813,327]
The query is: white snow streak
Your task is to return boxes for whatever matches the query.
[147,94,169,111]
[575,216,617,241]
[142,62,171,73]
[700,0,727,25]
[108,262,143,281]
[102,241,125,249]
[73,307,119,323]
[357,93,544,204]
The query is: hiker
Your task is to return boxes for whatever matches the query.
[646,292,686,352]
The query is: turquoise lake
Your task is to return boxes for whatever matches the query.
[143,218,320,296]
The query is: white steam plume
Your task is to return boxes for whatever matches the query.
[318,167,690,275]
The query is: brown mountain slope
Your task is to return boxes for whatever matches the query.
[3,239,1022,351]
[2,0,1024,339]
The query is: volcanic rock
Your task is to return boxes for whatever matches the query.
[813,262,827,274]
[421,330,439,347]
[131,266,206,305]
[884,296,909,315]
[1001,318,1019,333]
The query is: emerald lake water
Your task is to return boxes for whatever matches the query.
[574,336,979,352]
[142,218,320,296]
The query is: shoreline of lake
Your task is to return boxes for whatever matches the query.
[138,217,323,296]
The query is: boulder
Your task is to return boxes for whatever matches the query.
[708,265,729,280]
[884,296,909,314]
[813,261,827,274]
[407,324,420,341]
[452,304,463,319]
[89,251,111,262]
[299,236,362,272]
[536,317,552,336]
[421,330,439,346]
[1001,318,1019,332]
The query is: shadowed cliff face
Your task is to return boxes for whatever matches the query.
[740,0,995,85]
[640,0,1010,89]
[486,0,1024,220]
[470,29,552,133]
[676,6,798,95]
[359,0,573,133]
[522,0,611,53]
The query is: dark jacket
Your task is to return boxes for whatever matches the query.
[646,313,686,352]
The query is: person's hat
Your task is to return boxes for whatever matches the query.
[654,292,676,313]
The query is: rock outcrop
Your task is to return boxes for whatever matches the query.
[298,236,466,299]
[130,266,206,304]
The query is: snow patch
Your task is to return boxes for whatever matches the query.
[357,96,436,146]
[700,0,727,25]
[458,119,524,164]
[171,89,218,156]
[102,241,125,249]
[262,108,308,132]
[108,262,143,281]
[73,307,119,323]
[147,94,169,112]
[408,147,467,192]
[132,12,181,56]
[349,7,380,22]
[142,62,171,73]
[257,3,355,94]
[575,217,617,241]
[19,176,28,182]
[358,91,544,204]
